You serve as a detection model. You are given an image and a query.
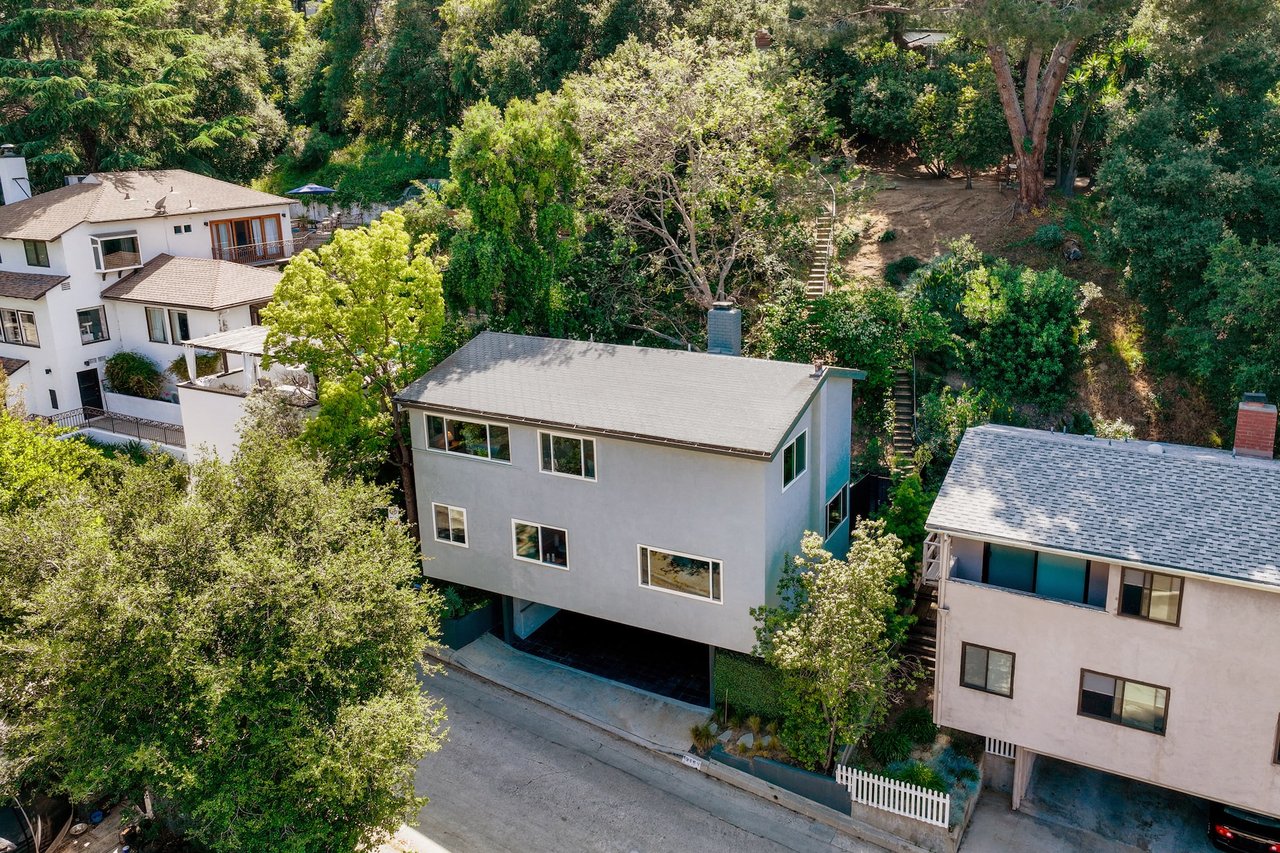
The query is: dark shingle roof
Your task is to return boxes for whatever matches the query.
[396,332,863,458]
[0,356,29,375]
[927,425,1280,588]
[0,270,67,299]
[0,170,291,241]
[101,254,280,310]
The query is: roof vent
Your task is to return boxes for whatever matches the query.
[1146,443,1164,455]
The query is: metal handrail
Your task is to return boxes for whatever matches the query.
[212,239,288,264]
[44,406,186,448]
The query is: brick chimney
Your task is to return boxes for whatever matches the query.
[1234,392,1277,459]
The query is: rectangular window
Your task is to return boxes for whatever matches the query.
[90,233,141,272]
[960,643,1014,697]
[0,309,39,346]
[1079,670,1169,734]
[431,503,467,547]
[1119,568,1183,626]
[145,306,168,343]
[76,307,109,344]
[425,414,511,462]
[512,520,568,568]
[539,431,596,480]
[826,484,849,538]
[782,431,807,489]
[638,545,723,602]
[982,543,1107,607]
[23,240,49,267]
[49,388,58,410]
[169,309,190,344]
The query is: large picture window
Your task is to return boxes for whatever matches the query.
[982,543,1107,608]
[961,643,1014,697]
[782,431,807,489]
[638,545,722,603]
[23,240,49,267]
[0,308,39,346]
[90,232,141,272]
[1119,568,1183,626]
[513,520,568,568]
[145,306,168,343]
[426,414,511,462]
[826,484,849,538]
[76,307,109,344]
[432,503,467,547]
[1079,670,1168,734]
[539,431,596,480]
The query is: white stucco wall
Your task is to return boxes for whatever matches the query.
[935,532,1280,818]
[177,384,248,462]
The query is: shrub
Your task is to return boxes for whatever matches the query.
[104,352,164,400]
[1094,415,1137,440]
[835,223,861,250]
[895,706,938,746]
[690,723,717,753]
[168,352,224,383]
[868,728,912,766]
[878,229,897,243]
[435,584,491,620]
[934,748,979,783]
[884,760,949,793]
[1034,223,1065,250]
[884,255,923,286]
[713,649,788,720]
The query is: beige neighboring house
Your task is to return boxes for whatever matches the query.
[925,394,1280,819]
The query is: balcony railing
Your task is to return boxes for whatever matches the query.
[921,530,942,587]
[212,240,288,265]
[45,407,186,448]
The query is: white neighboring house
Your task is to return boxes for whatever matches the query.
[925,396,1280,820]
[0,148,303,453]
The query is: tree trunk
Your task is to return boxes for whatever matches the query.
[1015,148,1046,212]
[965,167,974,190]
[393,409,420,541]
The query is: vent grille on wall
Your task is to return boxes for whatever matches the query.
[61,281,70,290]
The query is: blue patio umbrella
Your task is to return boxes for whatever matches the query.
[285,183,336,195]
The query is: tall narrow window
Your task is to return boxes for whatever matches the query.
[638,545,723,602]
[145,306,168,343]
[826,484,849,538]
[539,431,596,480]
[76,307,109,344]
[23,240,49,267]
[782,431,807,489]
[169,309,190,344]
[961,643,1015,697]
[1079,670,1168,734]
[1119,568,1183,626]
[425,414,511,462]
[431,503,467,547]
[513,520,568,568]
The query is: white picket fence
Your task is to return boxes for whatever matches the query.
[985,737,1017,759]
[836,764,951,828]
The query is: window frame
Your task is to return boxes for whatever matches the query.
[637,543,724,604]
[825,483,849,539]
[424,413,512,464]
[980,542,1107,608]
[1117,567,1184,627]
[781,430,808,491]
[168,309,190,344]
[0,308,39,347]
[511,519,569,570]
[1274,714,1280,766]
[1077,669,1170,735]
[76,306,110,345]
[23,240,49,268]
[537,429,597,481]
[145,306,169,344]
[430,502,468,548]
[960,642,1016,698]
[89,231,142,273]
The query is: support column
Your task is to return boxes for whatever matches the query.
[183,345,197,385]
[708,646,717,710]
[1011,746,1037,810]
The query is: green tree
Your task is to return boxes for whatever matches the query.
[262,210,447,533]
[443,93,581,333]
[752,522,916,772]
[1204,232,1280,408]
[0,406,445,852]
[947,59,1008,189]
[0,402,100,514]
[876,471,936,567]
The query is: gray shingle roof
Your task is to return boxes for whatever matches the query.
[101,254,280,310]
[0,170,292,241]
[928,424,1280,588]
[0,356,29,376]
[0,270,67,299]
[396,332,862,458]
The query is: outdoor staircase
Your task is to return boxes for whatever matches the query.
[902,584,939,678]
[891,366,916,455]
[806,212,835,299]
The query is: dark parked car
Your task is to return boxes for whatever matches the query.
[0,807,33,853]
[1210,802,1280,852]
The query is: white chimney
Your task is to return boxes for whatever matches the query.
[0,144,31,205]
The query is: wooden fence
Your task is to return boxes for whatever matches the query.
[835,764,951,828]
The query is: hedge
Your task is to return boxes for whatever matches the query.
[713,649,788,720]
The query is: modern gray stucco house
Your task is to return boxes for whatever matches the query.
[396,331,863,659]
